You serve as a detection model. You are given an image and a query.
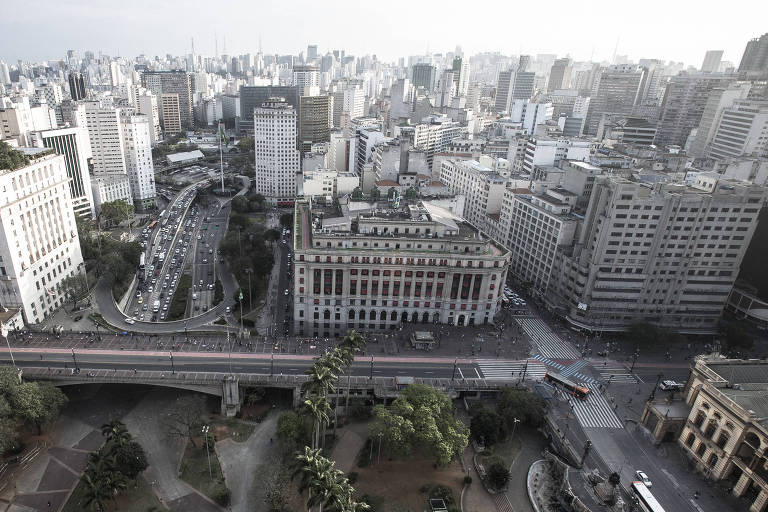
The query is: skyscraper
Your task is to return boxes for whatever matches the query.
[738,33,768,75]
[160,93,182,135]
[584,65,646,134]
[307,45,318,62]
[298,94,333,154]
[68,72,86,100]
[293,65,320,90]
[253,98,300,205]
[412,63,436,91]
[83,102,125,175]
[39,126,95,218]
[239,85,299,133]
[511,71,536,100]
[701,50,724,73]
[688,83,752,157]
[548,58,573,91]
[494,70,513,113]
[120,113,156,210]
[141,70,193,128]
[707,100,768,160]
[451,57,470,97]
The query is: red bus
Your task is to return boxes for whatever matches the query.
[148,220,158,230]
[544,371,590,400]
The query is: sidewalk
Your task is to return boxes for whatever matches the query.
[461,446,496,512]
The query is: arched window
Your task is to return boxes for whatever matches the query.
[349,310,355,319]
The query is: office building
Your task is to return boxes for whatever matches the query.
[548,175,764,332]
[671,357,768,512]
[298,94,333,154]
[438,159,506,231]
[708,100,768,160]
[688,83,752,157]
[435,70,455,108]
[738,33,768,75]
[293,65,320,90]
[292,198,510,338]
[655,73,734,147]
[585,65,646,134]
[548,58,573,91]
[0,98,57,146]
[253,98,300,206]
[141,70,193,128]
[239,85,299,133]
[38,127,94,217]
[514,136,592,175]
[160,94,182,136]
[83,103,125,175]
[353,127,387,174]
[68,72,87,100]
[412,63,436,91]
[701,50,724,73]
[494,70,514,113]
[0,150,85,324]
[307,45,318,62]
[0,62,10,85]
[91,174,132,212]
[452,57,470,97]
[136,92,161,145]
[301,169,358,198]
[512,71,536,100]
[120,113,156,210]
[509,100,554,134]
[401,115,461,170]
[331,79,365,129]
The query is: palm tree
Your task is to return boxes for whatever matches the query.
[304,394,331,449]
[302,364,337,397]
[293,447,335,512]
[339,330,366,357]
[82,451,128,511]
[101,420,131,446]
[82,471,111,512]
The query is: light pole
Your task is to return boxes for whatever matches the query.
[630,350,639,373]
[451,358,458,381]
[369,356,374,380]
[169,351,174,374]
[649,372,664,402]
[202,425,213,480]
[270,352,274,376]
[71,348,79,372]
[245,268,253,311]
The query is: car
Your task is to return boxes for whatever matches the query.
[202,258,208,263]
[133,309,139,316]
[162,305,168,311]
[225,306,231,313]
[659,380,682,391]
[142,304,148,311]
[151,278,157,284]
[124,317,135,324]
[635,471,652,487]
[137,296,143,304]
[202,305,208,312]
[148,286,154,293]
[140,314,145,321]
[136,291,141,297]
[284,289,289,295]
[163,282,168,288]
[281,239,286,244]
[207,283,214,289]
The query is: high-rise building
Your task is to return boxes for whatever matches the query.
[548,58,573,91]
[0,61,10,85]
[412,63,436,91]
[83,102,125,175]
[654,73,734,147]
[293,65,320,90]
[239,85,299,133]
[39,127,95,218]
[0,150,85,324]
[136,92,161,145]
[253,98,300,205]
[68,72,86,101]
[160,93,182,135]
[400,115,461,170]
[438,159,507,230]
[518,55,531,72]
[141,70,193,128]
[298,95,333,154]
[307,45,318,62]
[452,57,470,97]
[585,65,646,134]
[688,83,752,157]
[701,50,724,73]
[707,100,768,160]
[291,198,510,337]
[738,33,768,75]
[512,71,536,100]
[120,113,156,210]
[494,70,513,113]
[330,79,365,129]
[435,70,455,108]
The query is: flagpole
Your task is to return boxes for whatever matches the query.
[219,123,225,191]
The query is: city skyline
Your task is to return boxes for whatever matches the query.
[1,0,765,66]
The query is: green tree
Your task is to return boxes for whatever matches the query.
[280,213,294,229]
[99,199,134,227]
[60,273,89,308]
[487,462,510,490]
[110,440,148,479]
[339,330,366,356]
[303,394,331,450]
[387,187,397,199]
[0,368,67,434]
[405,187,418,199]
[264,228,281,246]
[370,188,381,201]
[231,194,250,213]
[497,388,547,427]
[276,411,312,452]
[469,406,505,446]
[351,187,363,200]
[237,136,254,152]
[0,141,31,170]
[83,451,128,510]
[369,384,469,466]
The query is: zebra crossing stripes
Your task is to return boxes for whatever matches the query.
[516,318,581,359]
[492,493,515,512]
[476,359,548,381]
[561,359,589,377]
[570,385,624,429]
[598,364,639,384]
[532,355,598,385]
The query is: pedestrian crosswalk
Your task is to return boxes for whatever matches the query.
[516,318,580,359]
[493,493,515,512]
[476,359,548,382]
[570,385,624,429]
[532,355,597,385]
[597,363,639,384]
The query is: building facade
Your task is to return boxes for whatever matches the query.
[0,152,85,324]
[160,93,182,136]
[253,98,300,206]
[292,199,510,338]
[90,174,132,212]
[120,113,156,210]
[38,127,95,217]
[298,95,333,154]
[141,70,193,129]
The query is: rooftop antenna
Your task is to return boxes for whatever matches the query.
[215,31,218,59]
[223,35,227,55]
[259,35,262,54]
[612,36,620,64]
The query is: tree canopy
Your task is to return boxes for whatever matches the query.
[369,384,468,466]
[469,406,505,446]
[0,141,30,171]
[497,388,547,427]
[279,213,294,230]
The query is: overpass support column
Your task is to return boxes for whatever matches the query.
[221,377,241,417]
[293,386,302,407]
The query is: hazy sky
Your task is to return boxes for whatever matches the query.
[1,0,765,66]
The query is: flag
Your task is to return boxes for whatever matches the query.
[219,124,229,146]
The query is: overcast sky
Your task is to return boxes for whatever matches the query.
[1,0,765,67]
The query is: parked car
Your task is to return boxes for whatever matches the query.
[659,380,683,391]
[635,470,652,488]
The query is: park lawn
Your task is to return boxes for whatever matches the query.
[63,475,168,512]
[353,455,464,512]
[179,437,227,503]
[210,417,256,442]
[482,434,522,468]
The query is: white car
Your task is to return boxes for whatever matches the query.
[635,470,652,488]
[124,317,135,324]
[659,380,682,391]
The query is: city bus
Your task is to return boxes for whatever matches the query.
[543,371,591,400]
[138,253,145,271]
[148,220,158,230]
[631,481,666,512]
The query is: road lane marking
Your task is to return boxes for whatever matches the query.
[474,368,481,379]
[458,367,464,379]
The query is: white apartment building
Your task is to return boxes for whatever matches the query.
[509,100,554,134]
[301,169,359,198]
[253,98,300,206]
[292,199,510,338]
[0,97,57,146]
[515,136,592,175]
[708,100,768,161]
[91,174,132,212]
[293,66,320,90]
[120,113,156,210]
[549,175,765,332]
[136,93,161,146]
[38,127,95,218]
[0,151,85,324]
[83,102,125,175]
[402,115,462,171]
[438,159,506,231]
[353,127,388,174]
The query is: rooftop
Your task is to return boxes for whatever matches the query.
[698,357,768,428]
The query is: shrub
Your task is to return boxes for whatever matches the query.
[464,475,472,484]
[347,471,359,484]
[487,462,510,490]
[212,484,231,506]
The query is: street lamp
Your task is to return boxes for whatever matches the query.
[71,348,79,372]
[169,351,174,374]
[630,350,639,373]
[369,356,374,380]
[648,372,664,402]
[201,425,213,480]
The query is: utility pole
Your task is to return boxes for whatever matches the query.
[71,348,78,372]
[202,425,212,480]
[270,352,274,376]
[648,372,664,402]
[630,350,639,372]
[245,268,253,311]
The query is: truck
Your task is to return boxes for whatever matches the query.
[153,300,160,312]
